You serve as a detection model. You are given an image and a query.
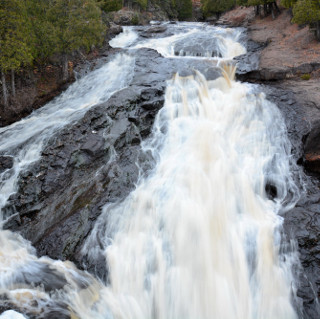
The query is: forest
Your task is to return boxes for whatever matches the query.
[1,0,319,110]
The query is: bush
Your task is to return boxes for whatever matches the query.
[300,73,311,80]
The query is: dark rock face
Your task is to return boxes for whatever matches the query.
[3,86,163,267]
[235,38,265,75]
[3,47,220,277]
[304,121,320,173]
[0,155,14,173]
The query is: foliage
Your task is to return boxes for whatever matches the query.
[280,0,297,7]
[176,0,193,19]
[237,0,249,5]
[0,0,106,105]
[134,0,148,10]
[292,0,320,25]
[99,0,122,12]
[49,0,105,55]
[0,0,33,72]
[26,0,58,64]
[300,73,311,80]
[131,14,140,24]
[201,0,234,17]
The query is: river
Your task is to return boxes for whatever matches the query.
[0,22,302,318]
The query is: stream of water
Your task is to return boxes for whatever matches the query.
[0,23,300,319]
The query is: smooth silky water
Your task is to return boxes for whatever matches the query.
[0,23,300,318]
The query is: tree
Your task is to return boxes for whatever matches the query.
[292,0,320,40]
[49,0,105,81]
[26,0,58,66]
[176,0,193,19]
[99,0,122,12]
[0,0,33,107]
[281,0,297,7]
[237,0,280,18]
[202,0,234,18]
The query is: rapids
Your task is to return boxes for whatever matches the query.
[0,23,302,318]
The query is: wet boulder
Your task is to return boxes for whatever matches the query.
[140,26,168,38]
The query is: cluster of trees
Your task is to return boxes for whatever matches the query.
[0,0,105,108]
[237,1,280,18]
[201,0,235,18]
[282,0,320,40]
[101,0,192,20]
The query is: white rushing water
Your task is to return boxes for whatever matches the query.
[110,24,246,60]
[0,54,135,317]
[80,66,299,319]
[0,23,300,318]
[0,54,135,214]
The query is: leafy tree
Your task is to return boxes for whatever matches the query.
[99,0,122,12]
[26,0,58,66]
[201,0,234,18]
[280,0,297,7]
[0,0,33,107]
[49,0,105,81]
[176,0,193,19]
[292,0,320,40]
[134,0,148,10]
[237,0,249,5]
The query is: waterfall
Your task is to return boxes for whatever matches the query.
[79,65,299,319]
[0,23,300,319]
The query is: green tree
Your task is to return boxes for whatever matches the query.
[292,0,320,40]
[280,0,297,7]
[26,0,58,66]
[0,0,33,107]
[49,0,105,81]
[176,0,192,19]
[201,0,234,18]
[99,0,122,12]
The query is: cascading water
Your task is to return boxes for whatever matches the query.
[0,23,301,319]
[0,54,135,318]
[0,54,135,213]
[79,66,299,319]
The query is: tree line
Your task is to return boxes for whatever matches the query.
[101,0,193,20]
[0,0,105,108]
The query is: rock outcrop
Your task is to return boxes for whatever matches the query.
[3,48,220,278]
